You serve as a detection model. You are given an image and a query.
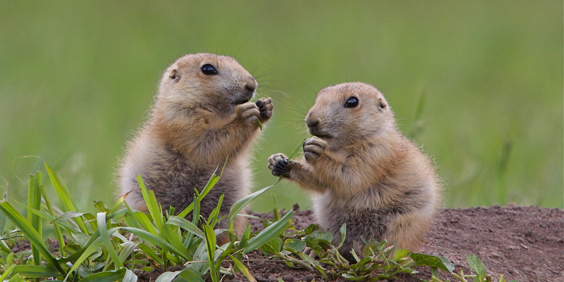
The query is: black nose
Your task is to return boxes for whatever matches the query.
[306,119,319,128]
[245,84,255,92]
[245,78,257,92]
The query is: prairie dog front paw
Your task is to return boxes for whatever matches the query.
[303,136,327,161]
[267,153,293,178]
[255,97,273,123]
[236,101,260,125]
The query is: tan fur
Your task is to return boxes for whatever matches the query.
[268,82,440,258]
[118,53,273,245]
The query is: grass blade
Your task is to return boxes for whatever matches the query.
[257,119,263,130]
[111,193,127,214]
[287,138,307,159]
[229,255,256,282]
[162,223,192,260]
[65,237,104,281]
[411,253,455,272]
[134,211,159,236]
[8,274,24,282]
[45,162,88,233]
[0,265,15,281]
[0,192,10,253]
[11,265,60,278]
[137,243,164,265]
[39,184,66,257]
[467,254,487,280]
[13,200,60,222]
[238,224,251,250]
[119,227,189,260]
[228,184,278,231]
[118,242,138,265]
[51,211,87,224]
[155,271,182,282]
[137,175,164,230]
[244,211,294,253]
[0,202,65,275]
[12,202,81,236]
[337,223,347,249]
[123,269,138,282]
[97,212,123,269]
[178,269,205,282]
[188,241,209,273]
[202,223,218,282]
[229,139,304,230]
[207,194,224,229]
[27,173,43,266]
[408,91,426,140]
[77,268,126,282]
[166,216,205,239]
[177,167,221,219]
[122,200,142,229]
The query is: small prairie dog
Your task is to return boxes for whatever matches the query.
[118,53,273,243]
[268,82,440,257]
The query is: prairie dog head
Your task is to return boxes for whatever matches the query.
[305,82,395,147]
[157,53,257,111]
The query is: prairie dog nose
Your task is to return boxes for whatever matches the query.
[305,112,320,127]
[244,77,257,92]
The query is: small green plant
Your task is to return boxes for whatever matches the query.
[259,219,516,282]
[260,222,423,281]
[0,162,292,281]
[422,254,516,282]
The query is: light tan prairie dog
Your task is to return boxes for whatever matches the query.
[118,53,273,244]
[268,82,440,258]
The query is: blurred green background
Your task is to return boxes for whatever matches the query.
[0,1,562,213]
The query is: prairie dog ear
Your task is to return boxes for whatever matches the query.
[377,98,387,112]
[169,69,180,83]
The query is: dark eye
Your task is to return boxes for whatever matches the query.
[201,64,218,75]
[344,97,359,108]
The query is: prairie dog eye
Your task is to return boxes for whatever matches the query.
[201,64,218,75]
[344,97,359,108]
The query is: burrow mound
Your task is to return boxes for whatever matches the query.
[223,205,562,282]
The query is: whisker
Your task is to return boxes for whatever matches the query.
[252,51,277,75]
[235,35,254,59]
[264,88,311,114]
[215,35,226,54]
[254,67,279,80]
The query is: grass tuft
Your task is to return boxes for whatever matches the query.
[0,157,516,281]
[0,159,294,281]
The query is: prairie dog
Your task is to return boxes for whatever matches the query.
[118,53,273,243]
[267,82,440,257]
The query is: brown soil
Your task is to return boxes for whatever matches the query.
[9,205,561,281]
[220,205,563,282]
[45,204,559,282]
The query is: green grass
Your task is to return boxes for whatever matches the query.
[0,1,562,212]
[0,164,514,281]
[0,164,294,281]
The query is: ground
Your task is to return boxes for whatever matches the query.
[218,205,563,282]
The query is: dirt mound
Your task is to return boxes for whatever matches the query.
[226,205,563,282]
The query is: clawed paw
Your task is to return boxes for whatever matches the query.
[303,136,327,162]
[267,153,292,178]
[255,97,273,123]
[236,101,260,125]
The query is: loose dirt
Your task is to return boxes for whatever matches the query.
[10,204,561,281]
[220,204,563,282]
